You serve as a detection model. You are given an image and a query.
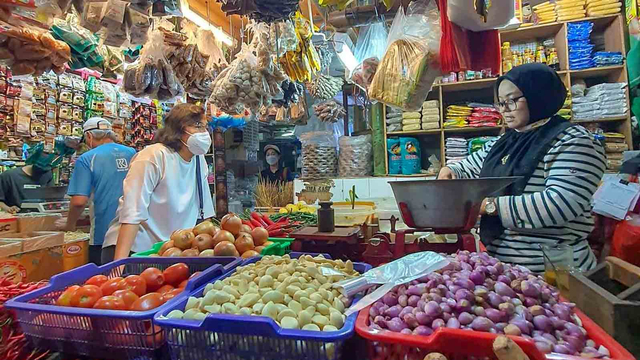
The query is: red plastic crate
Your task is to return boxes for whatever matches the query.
[355,296,634,360]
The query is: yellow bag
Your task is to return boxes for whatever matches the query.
[402,123,421,131]
[447,105,472,111]
[555,0,586,7]
[402,117,421,125]
[587,3,622,12]
[587,6,621,15]
[586,0,618,8]
[533,1,554,10]
[555,1,585,9]
[557,9,586,16]
[402,111,422,119]
[535,9,557,18]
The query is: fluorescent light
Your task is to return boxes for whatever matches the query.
[182,6,235,47]
[335,41,358,73]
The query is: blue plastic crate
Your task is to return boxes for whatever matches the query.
[5,256,242,360]
[154,253,372,360]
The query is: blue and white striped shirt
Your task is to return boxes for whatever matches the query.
[448,125,605,273]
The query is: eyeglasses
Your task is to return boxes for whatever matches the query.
[187,122,208,131]
[494,95,525,112]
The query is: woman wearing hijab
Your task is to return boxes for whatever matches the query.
[439,63,605,272]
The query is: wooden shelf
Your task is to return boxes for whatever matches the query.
[500,14,619,38]
[572,116,629,124]
[437,78,497,92]
[569,65,625,79]
[387,129,441,136]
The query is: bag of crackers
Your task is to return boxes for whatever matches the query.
[0,20,71,76]
[368,0,441,111]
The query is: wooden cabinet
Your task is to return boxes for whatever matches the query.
[381,14,632,175]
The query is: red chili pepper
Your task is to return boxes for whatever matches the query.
[251,212,268,227]
[267,222,289,231]
[263,214,275,226]
[241,220,255,230]
[276,217,289,224]
[268,229,286,237]
[250,218,263,228]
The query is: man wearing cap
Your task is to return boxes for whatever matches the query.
[260,144,294,183]
[58,118,136,265]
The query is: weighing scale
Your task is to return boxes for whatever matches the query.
[20,186,70,213]
[363,177,521,266]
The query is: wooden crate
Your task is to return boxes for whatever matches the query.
[569,257,640,357]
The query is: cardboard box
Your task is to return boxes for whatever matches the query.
[0,231,64,253]
[0,231,65,283]
[0,217,17,236]
[0,245,63,284]
[16,213,62,232]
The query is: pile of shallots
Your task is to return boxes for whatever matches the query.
[368,251,610,358]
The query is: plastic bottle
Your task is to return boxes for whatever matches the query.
[502,42,513,73]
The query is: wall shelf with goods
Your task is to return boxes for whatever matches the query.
[380,14,632,176]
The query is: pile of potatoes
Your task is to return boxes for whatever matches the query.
[166,254,360,332]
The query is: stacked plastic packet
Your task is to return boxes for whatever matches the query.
[586,0,622,17]
[568,21,595,70]
[445,137,468,165]
[444,105,472,128]
[532,1,557,24]
[555,0,587,21]
[557,91,572,120]
[386,107,403,132]
[421,100,441,130]
[603,132,627,171]
[571,82,628,121]
[401,110,422,131]
[593,51,624,66]
[467,103,502,127]
[468,137,497,155]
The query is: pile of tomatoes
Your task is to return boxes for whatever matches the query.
[55,263,196,311]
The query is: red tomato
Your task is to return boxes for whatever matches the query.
[112,290,140,310]
[85,275,108,287]
[70,285,103,308]
[118,275,147,297]
[140,268,165,292]
[93,295,126,310]
[162,263,189,287]
[131,292,164,311]
[177,279,189,288]
[100,277,125,296]
[161,288,183,303]
[157,284,174,294]
[56,285,80,307]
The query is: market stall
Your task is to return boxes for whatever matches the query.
[0,0,637,359]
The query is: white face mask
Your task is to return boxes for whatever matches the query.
[183,131,211,156]
[266,155,279,165]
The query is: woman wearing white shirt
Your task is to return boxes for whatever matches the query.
[102,103,215,262]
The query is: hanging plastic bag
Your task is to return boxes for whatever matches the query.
[368,0,442,111]
[349,22,388,91]
[123,30,182,100]
[610,214,640,267]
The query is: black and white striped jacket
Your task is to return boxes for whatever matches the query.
[448,125,605,273]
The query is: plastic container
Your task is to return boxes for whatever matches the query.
[133,238,291,257]
[355,305,634,360]
[5,257,243,360]
[260,237,292,255]
[154,253,372,360]
[332,202,376,227]
[131,241,166,257]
